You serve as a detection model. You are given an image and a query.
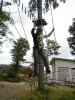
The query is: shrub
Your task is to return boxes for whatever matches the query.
[0,74,6,81]
[6,75,23,83]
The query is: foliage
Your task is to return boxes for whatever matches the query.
[46,39,61,57]
[6,75,23,83]
[67,18,75,55]
[0,0,14,53]
[0,11,10,21]
[0,64,26,74]
[28,0,66,14]
[21,87,75,100]
[11,37,30,64]
[0,74,6,81]
[0,65,10,74]
[0,65,26,82]
[7,64,23,78]
[0,73,23,82]
[0,10,13,53]
[10,37,30,75]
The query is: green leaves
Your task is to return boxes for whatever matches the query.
[10,37,30,75]
[28,0,37,12]
[0,10,14,53]
[68,18,75,34]
[28,0,66,13]
[0,11,10,21]
[46,39,61,56]
[11,37,30,65]
[67,18,75,55]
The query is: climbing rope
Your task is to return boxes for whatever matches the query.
[50,4,56,42]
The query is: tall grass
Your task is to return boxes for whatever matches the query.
[21,87,75,100]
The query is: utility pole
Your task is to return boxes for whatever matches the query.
[37,0,45,89]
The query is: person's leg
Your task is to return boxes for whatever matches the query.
[38,48,50,73]
[33,48,38,75]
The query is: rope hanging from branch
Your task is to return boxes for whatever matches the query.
[50,4,57,42]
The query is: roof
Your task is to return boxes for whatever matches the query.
[24,67,33,70]
[23,67,33,74]
[50,57,75,65]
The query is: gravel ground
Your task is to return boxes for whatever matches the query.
[0,82,35,100]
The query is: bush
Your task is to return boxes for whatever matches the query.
[6,75,23,83]
[0,73,23,83]
[0,74,6,81]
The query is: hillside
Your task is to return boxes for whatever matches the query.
[0,64,27,74]
[0,64,10,74]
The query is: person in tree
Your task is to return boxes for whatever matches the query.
[31,24,55,76]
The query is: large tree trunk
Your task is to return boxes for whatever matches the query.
[37,0,45,89]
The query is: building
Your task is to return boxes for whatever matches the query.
[50,57,75,82]
[23,67,33,81]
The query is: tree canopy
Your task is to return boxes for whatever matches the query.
[67,18,75,55]
[46,39,61,57]
[11,37,30,64]
[10,37,30,75]
[0,1,13,53]
[28,0,66,13]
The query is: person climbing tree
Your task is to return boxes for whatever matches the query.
[31,24,55,76]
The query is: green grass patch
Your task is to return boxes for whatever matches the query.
[21,87,75,100]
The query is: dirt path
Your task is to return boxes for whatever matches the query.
[0,82,34,100]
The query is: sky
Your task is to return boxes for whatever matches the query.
[0,0,75,66]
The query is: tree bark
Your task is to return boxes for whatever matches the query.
[37,0,45,89]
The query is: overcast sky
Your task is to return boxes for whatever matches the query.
[0,0,75,66]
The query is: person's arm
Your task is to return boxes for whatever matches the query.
[31,28,35,35]
[31,24,36,36]
[43,28,55,38]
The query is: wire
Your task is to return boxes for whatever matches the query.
[17,4,27,39]
[8,6,22,38]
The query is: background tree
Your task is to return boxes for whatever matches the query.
[10,37,30,76]
[47,39,61,57]
[0,1,13,53]
[67,18,75,56]
[28,0,66,14]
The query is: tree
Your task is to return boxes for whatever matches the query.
[12,0,66,88]
[0,1,13,53]
[47,39,61,57]
[10,37,30,76]
[28,0,66,89]
[67,18,75,56]
[28,0,66,13]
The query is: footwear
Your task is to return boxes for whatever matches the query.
[46,68,50,74]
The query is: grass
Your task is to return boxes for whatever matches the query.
[21,87,75,100]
